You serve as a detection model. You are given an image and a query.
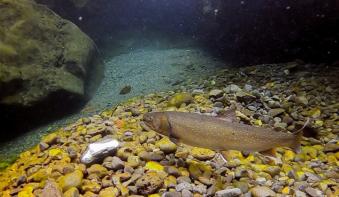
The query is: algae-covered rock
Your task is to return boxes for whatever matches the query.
[168,92,193,107]
[135,171,163,195]
[58,170,83,191]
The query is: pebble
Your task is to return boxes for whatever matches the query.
[162,191,182,197]
[295,96,308,106]
[224,84,242,93]
[58,170,83,192]
[209,89,224,98]
[63,187,80,197]
[192,184,207,194]
[39,142,49,151]
[176,182,193,192]
[165,166,181,177]
[139,151,165,161]
[157,138,177,153]
[305,187,323,197]
[213,101,224,108]
[87,164,108,179]
[111,156,125,170]
[181,189,193,197]
[268,108,285,117]
[215,188,242,197]
[323,143,339,152]
[244,84,253,91]
[191,147,215,160]
[295,190,307,197]
[250,186,276,197]
[127,155,141,168]
[80,138,120,165]
[41,181,63,197]
[135,171,163,195]
[247,105,257,111]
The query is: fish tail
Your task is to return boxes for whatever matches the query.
[291,118,310,153]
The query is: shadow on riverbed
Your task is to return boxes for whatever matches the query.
[0,91,87,143]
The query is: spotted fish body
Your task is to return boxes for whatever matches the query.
[143,111,302,152]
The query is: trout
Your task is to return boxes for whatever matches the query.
[143,111,308,153]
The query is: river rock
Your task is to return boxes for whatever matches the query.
[87,164,108,179]
[323,143,339,152]
[135,171,163,195]
[209,89,224,98]
[268,108,285,117]
[58,170,83,192]
[168,92,193,107]
[139,151,165,161]
[111,156,125,170]
[191,147,215,160]
[250,186,276,197]
[305,187,323,197]
[162,191,182,197]
[80,138,120,165]
[176,182,193,192]
[224,84,242,93]
[156,138,177,153]
[41,181,63,197]
[215,188,242,197]
[63,187,80,197]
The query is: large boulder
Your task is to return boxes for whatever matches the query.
[0,0,103,136]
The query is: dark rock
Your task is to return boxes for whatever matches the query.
[120,85,132,95]
[268,108,285,117]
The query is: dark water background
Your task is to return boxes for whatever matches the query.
[43,0,339,63]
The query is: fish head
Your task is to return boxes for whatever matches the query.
[143,112,169,136]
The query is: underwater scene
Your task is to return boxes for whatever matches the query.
[0,0,338,196]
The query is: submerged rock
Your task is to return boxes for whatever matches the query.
[120,85,132,95]
[0,0,103,132]
[168,92,193,107]
[215,188,242,197]
[41,181,63,197]
[135,171,163,195]
[80,138,121,165]
[58,170,83,192]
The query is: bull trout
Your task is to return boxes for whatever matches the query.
[143,111,308,153]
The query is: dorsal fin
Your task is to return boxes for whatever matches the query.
[293,117,310,134]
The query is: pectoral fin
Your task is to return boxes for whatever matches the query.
[169,137,179,145]
[259,148,277,157]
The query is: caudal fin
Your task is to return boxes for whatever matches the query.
[291,118,310,153]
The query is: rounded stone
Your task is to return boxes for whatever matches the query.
[135,171,163,195]
[191,147,215,160]
[87,164,108,179]
[156,138,177,153]
[250,186,276,197]
[215,188,242,197]
[58,170,83,192]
